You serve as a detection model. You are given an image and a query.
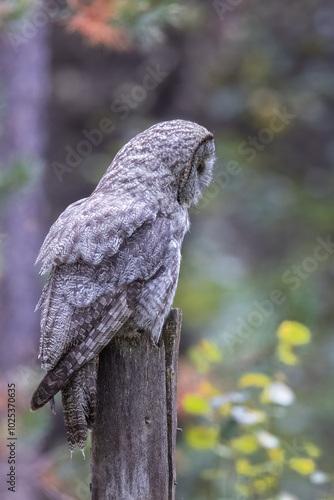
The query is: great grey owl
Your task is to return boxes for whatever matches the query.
[31,119,215,452]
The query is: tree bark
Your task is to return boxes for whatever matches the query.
[91,308,182,500]
[0,20,50,369]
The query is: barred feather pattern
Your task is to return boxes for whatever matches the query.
[31,120,215,451]
[62,360,98,451]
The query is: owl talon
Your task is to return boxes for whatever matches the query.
[50,397,56,415]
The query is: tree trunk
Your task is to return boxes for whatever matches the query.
[91,308,182,500]
[0,20,50,369]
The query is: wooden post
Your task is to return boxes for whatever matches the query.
[91,308,182,500]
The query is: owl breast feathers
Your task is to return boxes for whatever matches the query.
[31,119,215,451]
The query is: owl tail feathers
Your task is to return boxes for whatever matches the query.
[31,359,98,451]
[31,347,95,411]
[31,369,63,411]
[31,361,72,412]
[61,360,98,451]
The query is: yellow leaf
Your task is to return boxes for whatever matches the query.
[185,426,219,450]
[235,458,252,476]
[236,459,267,477]
[289,458,315,475]
[200,339,223,363]
[277,321,311,345]
[253,478,266,493]
[188,345,210,373]
[188,340,223,373]
[304,441,321,458]
[268,446,285,462]
[236,458,253,476]
[277,341,299,365]
[182,394,209,415]
[253,475,277,493]
[236,459,265,477]
[219,402,232,417]
[238,372,271,388]
[231,435,259,454]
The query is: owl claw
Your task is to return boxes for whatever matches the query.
[50,397,56,415]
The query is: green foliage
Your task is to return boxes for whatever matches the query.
[186,426,220,450]
[116,1,190,49]
[0,0,34,29]
[183,394,210,416]
[189,340,223,373]
[182,322,332,499]
[175,268,225,327]
[0,157,42,204]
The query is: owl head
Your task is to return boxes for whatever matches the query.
[142,120,215,208]
[97,119,215,209]
[171,120,215,208]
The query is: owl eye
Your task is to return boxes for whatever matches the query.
[197,161,205,174]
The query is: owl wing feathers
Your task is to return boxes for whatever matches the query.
[31,215,173,411]
[36,194,160,274]
[31,287,133,411]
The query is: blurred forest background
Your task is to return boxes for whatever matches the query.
[1,1,334,499]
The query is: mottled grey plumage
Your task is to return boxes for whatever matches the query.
[31,119,215,451]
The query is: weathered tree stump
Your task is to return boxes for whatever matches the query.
[91,308,182,500]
